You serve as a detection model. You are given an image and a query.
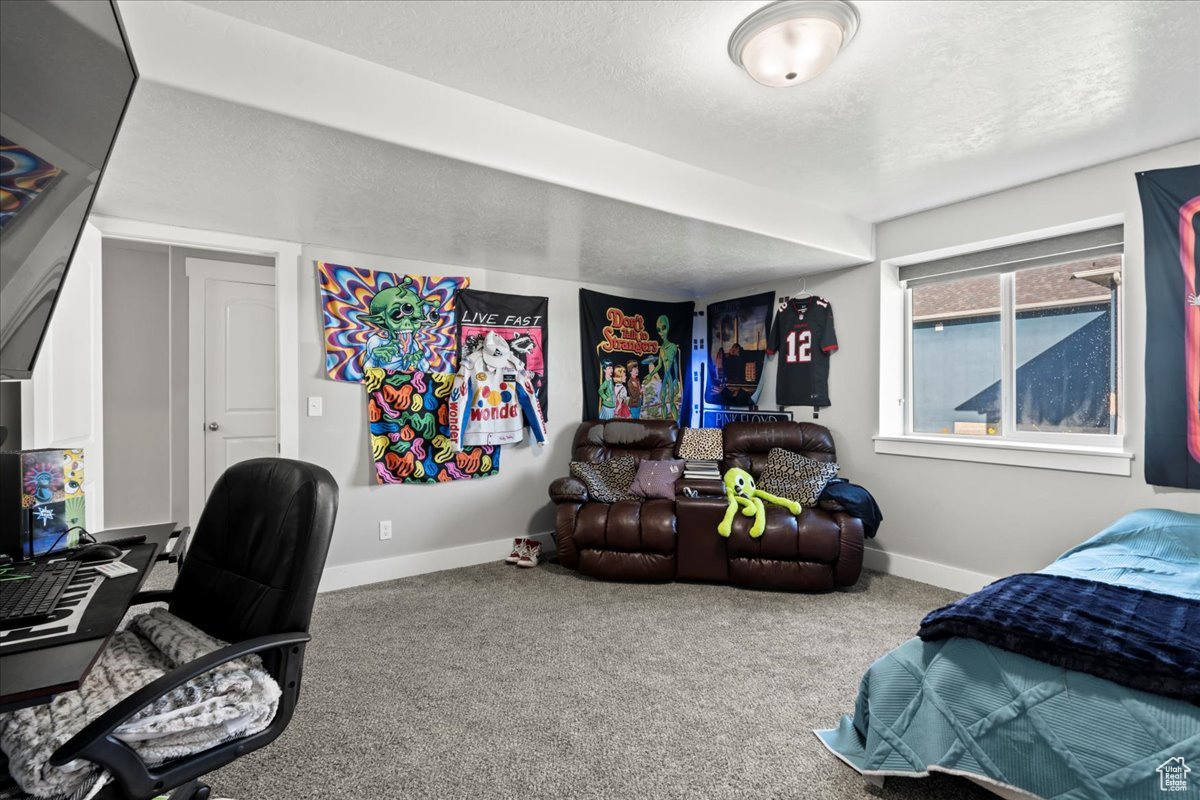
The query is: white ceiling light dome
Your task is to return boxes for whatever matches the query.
[728,0,860,88]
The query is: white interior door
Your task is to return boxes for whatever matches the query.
[187,258,276,519]
[28,222,105,531]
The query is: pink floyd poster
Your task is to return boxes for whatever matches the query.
[0,136,62,233]
[578,289,694,422]
[705,291,774,407]
[1138,164,1200,489]
[456,288,549,419]
[318,261,467,382]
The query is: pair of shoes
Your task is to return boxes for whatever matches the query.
[504,538,541,568]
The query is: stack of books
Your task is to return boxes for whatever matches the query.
[683,460,721,480]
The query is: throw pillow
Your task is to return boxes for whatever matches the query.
[677,427,723,460]
[756,447,839,507]
[570,457,639,503]
[628,459,685,500]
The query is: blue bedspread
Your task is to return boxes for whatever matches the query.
[919,573,1200,702]
[817,509,1200,799]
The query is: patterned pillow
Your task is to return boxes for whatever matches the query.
[570,457,639,503]
[677,427,724,460]
[756,447,839,507]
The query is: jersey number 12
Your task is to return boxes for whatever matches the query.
[786,330,812,363]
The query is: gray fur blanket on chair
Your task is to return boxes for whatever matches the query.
[0,608,280,800]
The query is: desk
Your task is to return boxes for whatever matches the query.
[0,522,175,713]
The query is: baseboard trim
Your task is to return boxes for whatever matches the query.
[863,546,996,594]
[319,532,555,593]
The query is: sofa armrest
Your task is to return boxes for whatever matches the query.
[549,476,589,504]
[676,478,725,498]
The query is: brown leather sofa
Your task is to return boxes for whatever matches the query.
[549,420,864,592]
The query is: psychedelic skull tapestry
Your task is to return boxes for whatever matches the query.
[365,368,500,484]
[318,261,467,382]
[0,136,62,232]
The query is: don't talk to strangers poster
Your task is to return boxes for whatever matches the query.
[578,289,694,423]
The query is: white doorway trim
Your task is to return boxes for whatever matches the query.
[186,258,277,528]
[88,216,302,526]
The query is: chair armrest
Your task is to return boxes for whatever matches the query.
[130,589,174,606]
[549,476,588,504]
[50,631,311,798]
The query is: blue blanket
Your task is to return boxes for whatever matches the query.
[919,572,1200,702]
[818,509,1200,799]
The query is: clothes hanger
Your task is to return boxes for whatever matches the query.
[795,277,811,299]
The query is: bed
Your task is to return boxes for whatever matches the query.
[816,508,1200,800]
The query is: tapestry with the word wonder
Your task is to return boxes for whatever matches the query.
[456,288,549,419]
[578,289,694,423]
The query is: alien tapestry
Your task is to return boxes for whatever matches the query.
[318,261,468,382]
[457,288,549,419]
[1138,164,1200,489]
[578,289,694,423]
[365,368,500,484]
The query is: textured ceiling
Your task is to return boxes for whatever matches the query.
[189,0,1200,222]
[94,82,845,295]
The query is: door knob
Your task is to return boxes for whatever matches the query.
[207,422,220,431]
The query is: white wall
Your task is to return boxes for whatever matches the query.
[701,140,1200,589]
[296,246,691,581]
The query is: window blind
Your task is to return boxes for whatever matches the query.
[899,225,1124,288]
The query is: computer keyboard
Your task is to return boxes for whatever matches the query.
[0,560,80,630]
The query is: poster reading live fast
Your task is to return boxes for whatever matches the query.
[456,288,549,419]
[1138,164,1200,489]
[578,289,694,422]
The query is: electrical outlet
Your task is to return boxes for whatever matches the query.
[307,396,323,417]
[379,520,393,541]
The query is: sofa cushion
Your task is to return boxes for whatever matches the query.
[629,459,684,499]
[677,427,724,460]
[570,457,638,503]
[757,447,839,506]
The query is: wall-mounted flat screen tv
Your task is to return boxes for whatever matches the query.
[0,0,137,379]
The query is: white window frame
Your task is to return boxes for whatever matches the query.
[875,216,1133,476]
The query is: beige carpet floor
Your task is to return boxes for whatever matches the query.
[166,561,999,800]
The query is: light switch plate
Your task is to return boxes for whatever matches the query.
[307,396,323,417]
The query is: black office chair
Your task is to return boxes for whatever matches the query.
[49,458,338,800]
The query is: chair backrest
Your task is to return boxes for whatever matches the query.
[572,420,679,463]
[721,422,838,479]
[170,458,338,644]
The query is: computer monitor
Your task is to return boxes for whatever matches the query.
[0,448,86,559]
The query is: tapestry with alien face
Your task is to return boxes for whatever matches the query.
[318,261,468,382]
[365,368,500,484]
[578,289,694,423]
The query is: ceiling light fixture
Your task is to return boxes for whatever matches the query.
[728,0,860,88]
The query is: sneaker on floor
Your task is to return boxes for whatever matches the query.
[505,538,527,565]
[517,540,541,568]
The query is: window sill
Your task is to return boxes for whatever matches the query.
[872,435,1133,476]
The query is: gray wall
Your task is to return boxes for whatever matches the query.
[700,140,1200,581]
[101,239,173,527]
[101,240,272,529]
[296,246,691,571]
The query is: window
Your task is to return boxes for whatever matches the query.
[903,226,1123,446]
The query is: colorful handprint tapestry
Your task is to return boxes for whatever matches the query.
[364,368,500,484]
[318,261,467,382]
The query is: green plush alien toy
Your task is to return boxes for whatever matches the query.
[717,468,802,539]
